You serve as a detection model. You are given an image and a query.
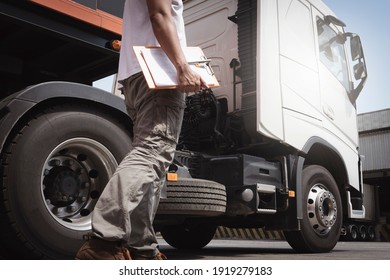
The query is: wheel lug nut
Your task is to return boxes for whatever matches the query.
[49,159,61,166]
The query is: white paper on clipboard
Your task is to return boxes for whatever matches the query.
[134,46,219,89]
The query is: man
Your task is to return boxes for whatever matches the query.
[76,0,206,260]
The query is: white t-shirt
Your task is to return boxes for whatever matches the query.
[117,0,187,83]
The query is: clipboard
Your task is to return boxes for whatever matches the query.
[133,46,219,90]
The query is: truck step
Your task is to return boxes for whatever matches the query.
[257,183,277,214]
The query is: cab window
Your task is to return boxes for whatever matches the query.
[317,17,350,90]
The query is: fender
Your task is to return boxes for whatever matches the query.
[291,137,349,220]
[0,81,129,153]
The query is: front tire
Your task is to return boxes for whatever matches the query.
[161,223,217,250]
[284,165,342,253]
[0,104,132,259]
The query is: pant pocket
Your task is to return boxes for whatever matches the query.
[152,103,184,143]
[151,89,185,143]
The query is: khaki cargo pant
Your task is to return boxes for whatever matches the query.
[91,72,185,258]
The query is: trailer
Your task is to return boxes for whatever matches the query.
[0,0,130,259]
[0,0,371,259]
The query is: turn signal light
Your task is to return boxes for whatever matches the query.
[167,173,178,182]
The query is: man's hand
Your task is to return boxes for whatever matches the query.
[176,64,208,93]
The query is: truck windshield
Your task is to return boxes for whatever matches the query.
[317,17,350,91]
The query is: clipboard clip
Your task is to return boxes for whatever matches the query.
[188,55,215,76]
[188,59,211,65]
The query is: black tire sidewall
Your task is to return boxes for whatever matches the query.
[5,106,132,259]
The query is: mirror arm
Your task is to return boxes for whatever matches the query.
[343,32,356,41]
[324,15,346,27]
[349,76,367,104]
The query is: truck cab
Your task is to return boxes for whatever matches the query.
[155,0,368,253]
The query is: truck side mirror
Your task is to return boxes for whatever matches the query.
[353,62,366,80]
[350,35,364,61]
[345,33,367,104]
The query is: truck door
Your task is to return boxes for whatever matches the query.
[312,8,359,149]
[274,0,322,147]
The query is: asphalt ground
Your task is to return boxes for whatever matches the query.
[0,238,389,260]
[158,238,390,260]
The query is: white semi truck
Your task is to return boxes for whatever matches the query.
[155,0,370,253]
[0,0,369,259]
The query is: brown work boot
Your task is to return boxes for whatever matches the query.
[133,252,167,260]
[75,238,132,260]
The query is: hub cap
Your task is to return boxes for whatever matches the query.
[41,138,118,230]
[307,183,337,236]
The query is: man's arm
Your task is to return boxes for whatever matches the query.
[146,0,207,93]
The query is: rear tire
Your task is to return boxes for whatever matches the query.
[367,225,375,241]
[0,104,132,259]
[349,225,359,241]
[358,225,367,241]
[284,165,342,253]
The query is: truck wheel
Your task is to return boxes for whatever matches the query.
[158,178,226,216]
[284,165,342,253]
[0,104,132,259]
[348,224,359,241]
[367,225,375,241]
[358,225,367,241]
[161,223,217,250]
